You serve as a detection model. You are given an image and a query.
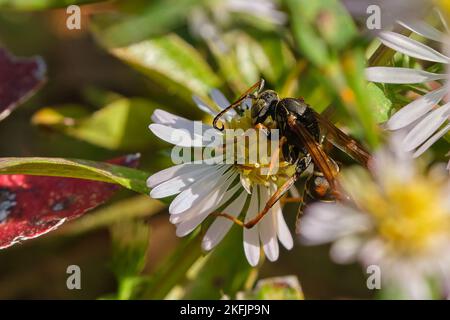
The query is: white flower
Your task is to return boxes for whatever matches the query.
[299,136,450,299]
[147,90,293,266]
[365,17,450,160]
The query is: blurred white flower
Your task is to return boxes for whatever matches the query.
[366,18,450,159]
[299,136,450,299]
[147,90,293,266]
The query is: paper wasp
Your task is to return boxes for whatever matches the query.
[213,79,371,230]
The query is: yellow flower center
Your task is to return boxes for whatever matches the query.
[364,176,449,255]
[225,109,296,188]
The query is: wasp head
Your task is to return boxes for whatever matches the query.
[251,90,279,125]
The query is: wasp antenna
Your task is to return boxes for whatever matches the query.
[213,113,225,131]
[213,79,265,131]
[258,78,265,93]
[213,105,236,130]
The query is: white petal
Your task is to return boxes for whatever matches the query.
[150,164,217,198]
[413,122,450,157]
[149,123,221,147]
[169,165,232,214]
[403,103,450,151]
[210,89,231,109]
[151,109,185,125]
[147,163,196,188]
[366,67,446,84]
[192,95,217,117]
[436,8,449,32]
[243,185,261,267]
[398,20,445,42]
[202,191,248,251]
[387,87,447,130]
[171,178,241,224]
[379,31,450,64]
[210,89,235,121]
[259,187,279,262]
[151,109,209,128]
[330,236,362,264]
[299,203,371,244]
[174,171,239,236]
[274,202,293,250]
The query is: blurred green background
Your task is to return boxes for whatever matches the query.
[0,0,425,299]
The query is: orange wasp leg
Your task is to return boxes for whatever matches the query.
[214,172,299,229]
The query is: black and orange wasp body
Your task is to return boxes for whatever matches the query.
[213,79,371,230]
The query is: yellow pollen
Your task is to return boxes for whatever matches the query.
[364,176,449,255]
[226,109,296,188]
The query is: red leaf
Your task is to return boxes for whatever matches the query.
[0,154,140,249]
[0,48,46,121]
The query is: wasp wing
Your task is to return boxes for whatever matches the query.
[286,115,338,189]
[312,110,371,167]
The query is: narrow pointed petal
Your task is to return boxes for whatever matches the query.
[174,171,238,236]
[366,67,445,84]
[403,103,450,152]
[387,87,446,130]
[379,31,450,64]
[398,20,445,42]
[147,163,197,188]
[170,181,241,225]
[259,187,279,261]
[202,191,248,251]
[192,95,217,117]
[413,123,450,157]
[244,186,261,266]
[169,166,231,214]
[150,164,217,198]
[149,122,220,147]
[210,89,231,109]
[275,202,293,250]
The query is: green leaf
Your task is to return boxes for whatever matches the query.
[367,83,393,123]
[0,0,105,9]
[91,0,208,47]
[0,157,149,194]
[111,34,221,101]
[32,98,158,151]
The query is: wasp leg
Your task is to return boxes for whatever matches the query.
[281,197,303,204]
[214,172,299,229]
[255,123,270,137]
[295,201,306,234]
[267,136,287,176]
